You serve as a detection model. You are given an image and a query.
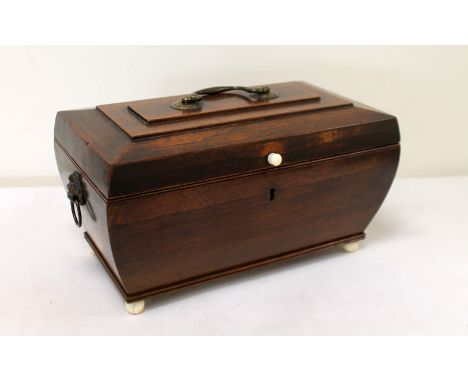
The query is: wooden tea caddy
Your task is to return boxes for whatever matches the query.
[54,81,400,314]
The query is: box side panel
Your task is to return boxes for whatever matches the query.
[54,143,120,282]
[108,145,400,297]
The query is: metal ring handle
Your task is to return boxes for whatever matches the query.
[66,171,85,228]
[70,199,82,227]
[171,85,279,111]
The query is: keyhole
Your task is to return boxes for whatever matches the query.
[269,188,276,201]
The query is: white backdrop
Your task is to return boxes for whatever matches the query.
[1,46,467,185]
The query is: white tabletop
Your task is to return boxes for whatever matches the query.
[1,176,467,335]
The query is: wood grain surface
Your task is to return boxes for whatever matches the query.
[54,81,401,302]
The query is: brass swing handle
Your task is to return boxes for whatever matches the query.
[195,85,272,96]
[171,85,279,111]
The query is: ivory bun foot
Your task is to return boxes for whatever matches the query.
[125,300,145,314]
[342,241,360,253]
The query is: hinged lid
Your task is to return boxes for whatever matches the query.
[54,81,400,199]
[97,82,350,139]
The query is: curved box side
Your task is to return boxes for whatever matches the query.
[108,145,400,300]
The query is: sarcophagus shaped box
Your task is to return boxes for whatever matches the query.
[54,82,400,314]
